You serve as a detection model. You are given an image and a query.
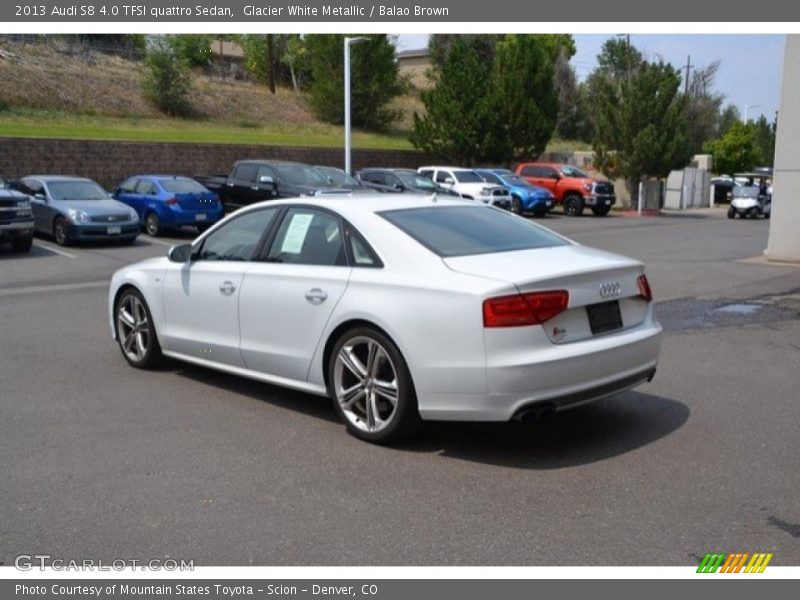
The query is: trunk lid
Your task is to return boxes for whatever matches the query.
[445,244,649,343]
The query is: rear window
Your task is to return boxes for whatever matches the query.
[380,206,568,257]
[159,178,209,194]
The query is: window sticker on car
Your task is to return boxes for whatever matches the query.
[281,213,314,253]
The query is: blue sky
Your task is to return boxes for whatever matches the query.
[395,34,785,122]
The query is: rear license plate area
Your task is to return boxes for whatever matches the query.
[195,213,207,221]
[107,226,121,234]
[586,300,623,335]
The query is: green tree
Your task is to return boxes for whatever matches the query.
[410,39,494,164]
[142,44,192,117]
[428,34,504,69]
[594,37,643,80]
[167,35,213,67]
[750,114,777,167]
[487,34,559,163]
[304,34,404,130]
[704,121,763,174]
[684,62,725,154]
[717,104,741,136]
[592,60,691,186]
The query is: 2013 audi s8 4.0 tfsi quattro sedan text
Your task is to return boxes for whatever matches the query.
[108,195,662,444]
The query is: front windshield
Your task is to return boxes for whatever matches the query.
[501,175,532,187]
[453,170,482,183]
[478,172,502,184]
[49,181,108,201]
[159,178,209,194]
[733,186,759,198]
[559,165,589,178]
[397,172,438,190]
[318,168,358,187]
[275,164,332,187]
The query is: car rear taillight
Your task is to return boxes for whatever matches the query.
[166,197,179,206]
[637,274,653,302]
[483,290,569,328]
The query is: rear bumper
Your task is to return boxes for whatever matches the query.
[417,318,662,421]
[160,206,225,227]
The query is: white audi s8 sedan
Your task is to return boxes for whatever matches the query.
[109,194,662,443]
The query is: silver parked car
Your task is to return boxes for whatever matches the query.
[18,176,140,245]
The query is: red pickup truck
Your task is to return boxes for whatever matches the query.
[515,162,616,216]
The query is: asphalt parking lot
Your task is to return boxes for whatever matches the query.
[1,208,799,566]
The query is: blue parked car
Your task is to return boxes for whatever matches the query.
[113,175,224,236]
[474,168,555,217]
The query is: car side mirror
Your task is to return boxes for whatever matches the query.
[394,183,404,191]
[259,175,274,185]
[444,177,454,185]
[168,243,193,263]
[34,193,46,201]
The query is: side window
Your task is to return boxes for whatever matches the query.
[520,166,538,177]
[21,178,43,196]
[118,178,138,193]
[418,170,434,180]
[348,227,381,268]
[386,175,403,188]
[256,165,276,182]
[435,171,451,183]
[233,163,258,183]
[267,208,346,267]
[135,180,157,195]
[362,172,385,185]
[197,208,278,262]
[481,172,501,184]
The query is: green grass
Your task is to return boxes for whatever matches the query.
[0,109,415,150]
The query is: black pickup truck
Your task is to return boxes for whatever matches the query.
[0,178,34,253]
[196,160,350,210]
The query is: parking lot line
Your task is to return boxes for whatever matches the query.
[34,242,76,259]
[0,280,108,297]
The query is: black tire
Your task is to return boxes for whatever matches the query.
[510,196,523,215]
[747,207,760,219]
[114,287,163,369]
[144,212,162,236]
[591,205,611,216]
[11,235,33,253]
[53,217,71,246]
[727,207,736,219]
[327,327,421,444]
[564,194,585,217]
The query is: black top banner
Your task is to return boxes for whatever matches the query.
[3,0,800,22]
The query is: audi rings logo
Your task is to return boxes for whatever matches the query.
[599,281,622,298]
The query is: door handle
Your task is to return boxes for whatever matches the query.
[219,281,236,296]
[305,288,328,304]
[226,182,234,187]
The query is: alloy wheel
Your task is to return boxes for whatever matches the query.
[54,219,67,245]
[117,294,151,363]
[146,213,160,236]
[333,336,399,433]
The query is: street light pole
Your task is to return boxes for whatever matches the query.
[344,36,368,175]
[744,104,761,123]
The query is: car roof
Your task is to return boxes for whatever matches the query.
[25,175,95,183]
[234,192,475,217]
[235,159,307,167]
[417,166,476,172]
[358,168,416,173]
[517,162,562,168]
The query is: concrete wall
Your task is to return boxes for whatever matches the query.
[767,35,800,262]
[0,137,428,189]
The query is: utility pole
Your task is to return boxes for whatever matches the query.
[683,55,693,95]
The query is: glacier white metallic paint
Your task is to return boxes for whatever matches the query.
[108,195,662,437]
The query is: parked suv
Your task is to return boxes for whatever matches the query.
[0,177,34,253]
[418,166,512,209]
[515,162,616,216]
